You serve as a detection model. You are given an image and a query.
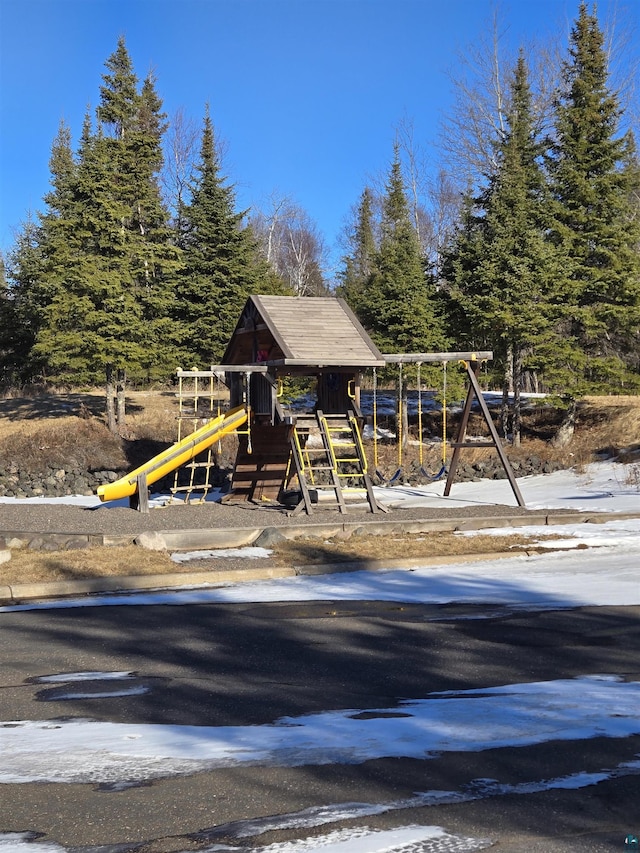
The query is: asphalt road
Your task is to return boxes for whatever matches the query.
[1,598,640,852]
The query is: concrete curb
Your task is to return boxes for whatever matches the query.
[5,510,638,554]
[147,510,639,548]
[1,550,522,606]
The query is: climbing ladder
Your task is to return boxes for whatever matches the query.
[289,409,382,515]
[169,369,221,504]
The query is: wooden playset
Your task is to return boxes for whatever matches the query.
[98,295,524,512]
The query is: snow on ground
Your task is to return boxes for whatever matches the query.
[371,460,640,514]
[2,675,640,784]
[171,545,272,562]
[0,827,493,853]
[33,671,136,682]
[4,543,638,614]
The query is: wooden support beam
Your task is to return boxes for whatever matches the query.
[383,351,493,364]
[128,472,150,513]
[444,361,525,508]
[177,365,269,378]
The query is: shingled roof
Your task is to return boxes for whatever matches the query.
[222,295,385,369]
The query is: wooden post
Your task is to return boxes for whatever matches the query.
[129,472,150,513]
[444,361,525,508]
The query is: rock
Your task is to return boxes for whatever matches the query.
[254,527,288,548]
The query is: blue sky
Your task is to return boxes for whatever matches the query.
[0,0,636,275]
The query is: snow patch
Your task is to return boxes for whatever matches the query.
[2,675,639,784]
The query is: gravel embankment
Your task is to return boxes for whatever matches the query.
[0,499,535,537]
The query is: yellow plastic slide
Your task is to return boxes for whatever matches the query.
[97,405,248,503]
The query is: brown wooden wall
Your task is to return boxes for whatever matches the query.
[228,422,293,503]
[316,372,358,414]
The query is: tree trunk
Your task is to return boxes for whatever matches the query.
[500,378,510,441]
[551,399,577,448]
[116,368,126,433]
[500,344,513,440]
[105,364,117,434]
[512,345,522,447]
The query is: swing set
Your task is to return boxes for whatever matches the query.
[371,354,451,484]
[370,351,525,508]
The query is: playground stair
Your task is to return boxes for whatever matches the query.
[289,409,382,516]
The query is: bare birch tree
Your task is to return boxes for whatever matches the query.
[250,195,328,295]
[394,119,464,275]
[160,107,200,225]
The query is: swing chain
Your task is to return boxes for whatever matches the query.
[372,367,379,469]
[245,371,252,455]
[417,362,423,467]
[441,360,447,467]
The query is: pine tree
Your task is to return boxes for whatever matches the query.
[452,53,559,443]
[337,187,377,314]
[34,114,146,398]
[547,2,640,393]
[9,122,77,384]
[439,189,487,351]
[32,39,181,429]
[3,216,46,383]
[175,109,285,366]
[0,252,13,384]
[97,45,182,382]
[352,149,448,450]
[359,148,447,356]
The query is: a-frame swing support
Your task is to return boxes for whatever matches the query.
[445,359,525,508]
[382,352,525,509]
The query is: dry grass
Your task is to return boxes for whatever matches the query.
[0,390,184,472]
[577,396,640,462]
[269,531,546,566]
[2,531,555,586]
[0,418,127,472]
[118,390,185,443]
[2,545,176,584]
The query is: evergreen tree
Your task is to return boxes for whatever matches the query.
[4,123,77,385]
[447,53,559,443]
[175,109,285,366]
[33,113,146,405]
[337,187,377,314]
[359,148,447,356]
[439,189,486,350]
[547,2,640,393]
[4,216,47,383]
[32,39,181,429]
[31,118,89,383]
[0,252,13,384]
[97,45,182,381]
[352,149,448,450]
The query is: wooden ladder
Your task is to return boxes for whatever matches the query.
[289,410,381,515]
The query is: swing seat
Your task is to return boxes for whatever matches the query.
[372,466,402,486]
[419,464,447,482]
[373,468,387,485]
